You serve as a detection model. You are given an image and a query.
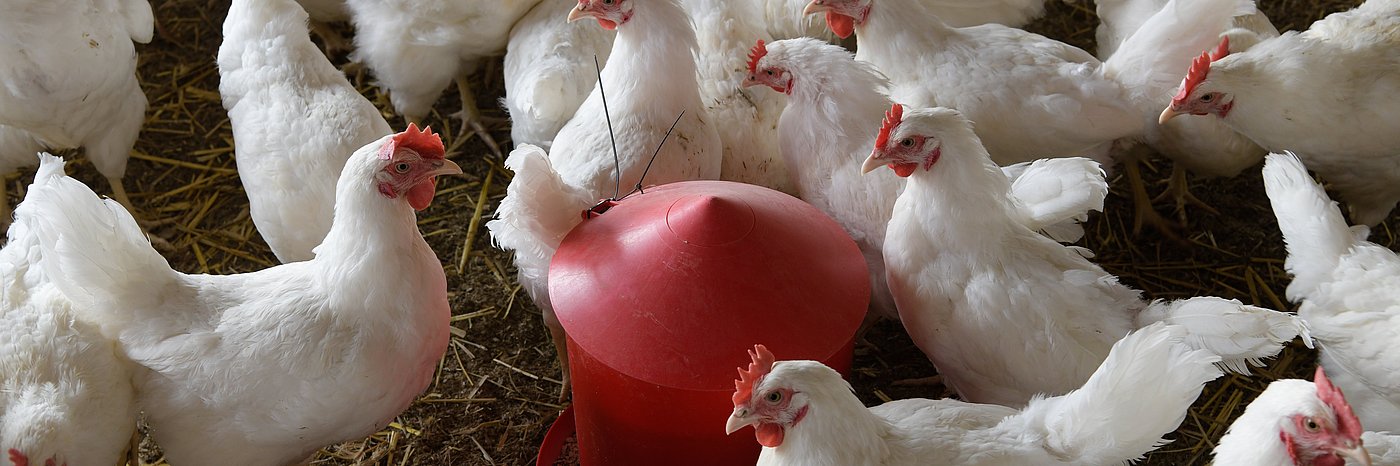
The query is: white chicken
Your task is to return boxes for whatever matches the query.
[1160,0,1400,226]
[502,0,615,151]
[803,0,1141,167]
[681,0,794,194]
[1213,367,1377,466]
[725,323,1223,465]
[1263,151,1400,433]
[0,154,136,466]
[344,0,539,154]
[863,104,1308,407]
[23,127,460,465]
[487,0,723,396]
[219,0,393,263]
[0,0,154,222]
[743,37,1108,319]
[1094,0,1272,231]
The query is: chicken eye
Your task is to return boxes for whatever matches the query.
[394,162,411,174]
[765,69,774,76]
[1305,418,1320,432]
[900,138,915,148]
[1200,93,1214,102]
[766,391,782,403]
[602,0,613,4]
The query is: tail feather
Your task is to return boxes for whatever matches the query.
[20,154,176,335]
[1008,323,1223,464]
[1007,157,1108,243]
[1136,296,1311,374]
[486,144,595,311]
[1262,152,1357,303]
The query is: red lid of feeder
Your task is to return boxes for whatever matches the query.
[549,180,869,390]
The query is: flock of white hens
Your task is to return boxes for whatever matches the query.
[0,0,1397,464]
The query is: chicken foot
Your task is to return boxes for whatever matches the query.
[1150,163,1221,225]
[453,78,504,160]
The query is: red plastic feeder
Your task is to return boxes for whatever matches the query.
[547,180,869,465]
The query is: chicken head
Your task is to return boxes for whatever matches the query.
[725,345,809,449]
[741,39,794,94]
[567,0,633,30]
[1278,367,1371,466]
[801,0,870,39]
[860,103,938,177]
[374,123,462,211]
[1160,37,1234,123]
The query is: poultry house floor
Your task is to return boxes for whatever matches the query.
[29,0,1372,463]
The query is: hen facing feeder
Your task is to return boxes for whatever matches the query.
[544,180,869,465]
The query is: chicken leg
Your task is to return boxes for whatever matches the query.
[454,78,504,160]
[1123,154,1182,240]
[308,20,352,57]
[543,313,572,402]
[1151,163,1221,225]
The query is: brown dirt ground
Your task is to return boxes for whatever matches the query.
[27,0,1375,464]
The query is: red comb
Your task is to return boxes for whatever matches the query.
[874,103,903,151]
[732,345,776,405]
[747,39,768,75]
[379,123,445,161]
[1210,36,1231,61]
[1172,51,1212,103]
[1315,366,1364,440]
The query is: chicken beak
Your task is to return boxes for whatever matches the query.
[860,150,886,174]
[567,3,592,23]
[1336,444,1372,466]
[1158,105,1182,124]
[430,159,464,177]
[740,74,761,88]
[802,0,831,16]
[725,407,756,435]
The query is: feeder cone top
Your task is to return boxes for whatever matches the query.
[549,181,869,389]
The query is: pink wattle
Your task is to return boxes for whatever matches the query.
[891,163,917,177]
[407,178,437,211]
[826,12,854,38]
[597,18,617,30]
[755,422,785,448]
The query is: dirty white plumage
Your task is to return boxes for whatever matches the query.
[0,0,153,219]
[0,154,137,466]
[219,0,393,263]
[502,0,616,151]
